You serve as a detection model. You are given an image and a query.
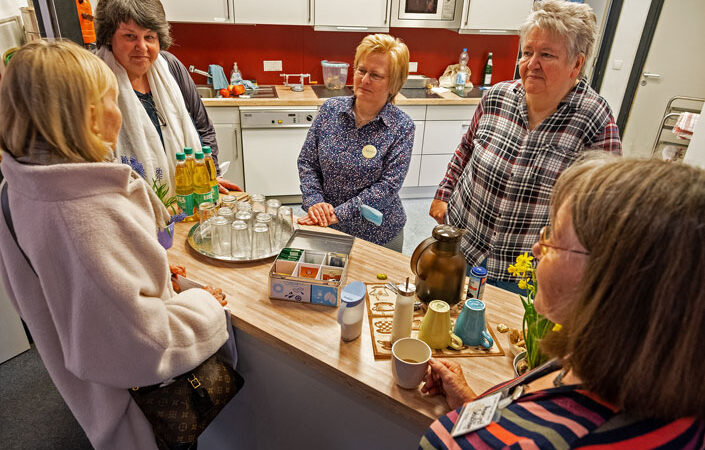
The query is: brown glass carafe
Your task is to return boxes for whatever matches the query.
[410,225,467,306]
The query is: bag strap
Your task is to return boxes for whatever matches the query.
[1,182,37,276]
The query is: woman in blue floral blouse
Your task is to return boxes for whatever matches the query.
[297,34,415,252]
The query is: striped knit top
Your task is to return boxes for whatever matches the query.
[420,384,705,449]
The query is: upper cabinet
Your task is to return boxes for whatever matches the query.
[314,0,390,32]
[163,0,232,23]
[459,0,533,34]
[234,0,313,26]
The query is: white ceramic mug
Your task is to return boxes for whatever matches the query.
[392,338,432,389]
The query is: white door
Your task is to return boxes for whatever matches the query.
[162,0,231,23]
[422,120,470,154]
[212,123,245,189]
[620,0,705,158]
[241,128,309,196]
[315,0,390,29]
[234,0,312,25]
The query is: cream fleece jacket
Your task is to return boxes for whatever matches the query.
[0,154,228,449]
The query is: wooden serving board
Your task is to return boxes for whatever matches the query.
[366,283,504,360]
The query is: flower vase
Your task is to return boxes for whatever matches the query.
[513,350,528,377]
[157,222,175,250]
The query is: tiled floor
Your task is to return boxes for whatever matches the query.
[291,198,439,256]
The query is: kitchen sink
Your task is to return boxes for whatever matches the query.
[196,85,215,98]
[196,84,278,99]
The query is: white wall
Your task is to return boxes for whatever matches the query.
[598,0,651,116]
[683,104,705,168]
[0,0,28,19]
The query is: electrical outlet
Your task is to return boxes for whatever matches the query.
[263,60,283,72]
[409,62,418,72]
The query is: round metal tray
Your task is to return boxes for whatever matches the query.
[186,222,288,263]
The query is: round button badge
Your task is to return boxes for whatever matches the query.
[362,145,377,159]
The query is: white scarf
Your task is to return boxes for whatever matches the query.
[97,48,202,194]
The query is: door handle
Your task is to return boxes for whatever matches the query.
[641,72,661,86]
[308,0,311,23]
[464,0,471,26]
[384,0,389,24]
[234,127,239,160]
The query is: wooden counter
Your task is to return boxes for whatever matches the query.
[202,85,482,107]
[167,222,523,430]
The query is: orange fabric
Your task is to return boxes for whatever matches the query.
[75,0,96,45]
[486,421,522,445]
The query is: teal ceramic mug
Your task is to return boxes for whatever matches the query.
[454,299,493,349]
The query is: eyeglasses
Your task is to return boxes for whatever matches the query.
[138,95,167,128]
[354,67,387,82]
[538,225,589,257]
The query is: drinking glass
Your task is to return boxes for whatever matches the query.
[210,216,231,257]
[251,223,272,258]
[251,193,265,213]
[220,195,237,210]
[231,220,251,259]
[217,206,235,224]
[265,199,281,240]
[277,206,294,246]
[237,201,252,212]
[198,201,217,245]
[256,213,275,249]
[234,210,253,236]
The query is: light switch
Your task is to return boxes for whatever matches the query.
[409,61,418,72]
[612,59,624,70]
[264,60,283,72]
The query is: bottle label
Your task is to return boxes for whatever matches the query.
[211,185,220,204]
[193,191,214,207]
[177,193,196,217]
[456,71,467,87]
[483,73,492,86]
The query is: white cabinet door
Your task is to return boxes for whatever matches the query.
[418,154,452,187]
[234,0,312,25]
[422,120,470,155]
[213,123,245,189]
[459,0,533,33]
[412,120,424,155]
[241,128,309,196]
[315,0,390,30]
[403,154,422,187]
[163,0,231,23]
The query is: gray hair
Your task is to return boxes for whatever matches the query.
[520,0,597,78]
[94,0,173,50]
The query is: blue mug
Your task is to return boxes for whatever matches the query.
[454,299,493,349]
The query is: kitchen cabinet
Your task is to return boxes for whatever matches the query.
[418,105,476,187]
[162,0,232,23]
[314,0,390,32]
[205,106,245,189]
[458,0,533,34]
[398,105,425,187]
[233,0,312,25]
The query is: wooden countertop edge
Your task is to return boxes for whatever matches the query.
[231,315,435,429]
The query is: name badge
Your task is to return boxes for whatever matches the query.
[451,392,501,438]
[362,145,377,159]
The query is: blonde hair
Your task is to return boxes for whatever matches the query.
[520,0,597,78]
[354,34,409,102]
[545,156,705,420]
[0,40,117,162]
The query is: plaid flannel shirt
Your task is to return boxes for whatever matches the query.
[435,79,622,281]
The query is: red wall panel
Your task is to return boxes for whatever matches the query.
[168,23,519,87]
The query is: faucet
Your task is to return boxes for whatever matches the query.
[188,65,212,79]
[281,73,311,92]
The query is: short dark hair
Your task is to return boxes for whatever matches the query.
[94,0,172,50]
[544,157,705,421]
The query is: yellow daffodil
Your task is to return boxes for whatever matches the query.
[518,279,528,290]
[552,324,562,332]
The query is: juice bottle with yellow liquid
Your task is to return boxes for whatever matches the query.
[175,152,197,222]
[184,146,195,178]
[202,146,219,204]
[192,152,214,208]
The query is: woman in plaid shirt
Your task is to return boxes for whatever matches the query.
[429,0,621,292]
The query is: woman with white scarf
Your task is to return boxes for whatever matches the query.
[94,0,239,194]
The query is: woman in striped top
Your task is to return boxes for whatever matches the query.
[421,156,705,449]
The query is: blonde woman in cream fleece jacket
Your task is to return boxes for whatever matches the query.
[0,41,228,449]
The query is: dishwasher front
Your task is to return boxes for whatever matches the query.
[240,106,317,198]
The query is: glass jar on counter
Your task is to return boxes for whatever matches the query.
[251,193,265,213]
